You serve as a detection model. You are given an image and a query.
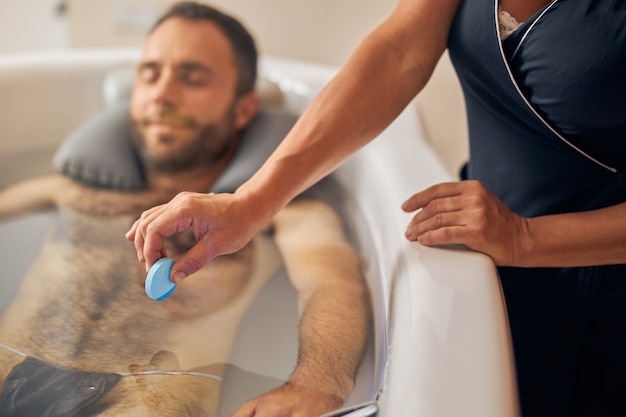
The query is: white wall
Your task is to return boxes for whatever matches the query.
[0,0,467,175]
[0,0,68,54]
[416,51,468,177]
[66,0,397,68]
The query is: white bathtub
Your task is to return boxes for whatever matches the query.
[0,49,519,417]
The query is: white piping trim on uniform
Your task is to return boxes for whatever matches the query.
[510,0,559,60]
[493,0,617,173]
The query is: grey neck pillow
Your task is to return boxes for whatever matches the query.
[53,104,299,192]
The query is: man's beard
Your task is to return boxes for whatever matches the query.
[132,108,237,174]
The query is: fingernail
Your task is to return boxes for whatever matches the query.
[172,271,187,284]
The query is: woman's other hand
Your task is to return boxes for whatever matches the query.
[402,180,529,266]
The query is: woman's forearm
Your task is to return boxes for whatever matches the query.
[236,0,455,220]
[520,202,626,267]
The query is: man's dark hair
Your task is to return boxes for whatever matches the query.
[151,1,258,96]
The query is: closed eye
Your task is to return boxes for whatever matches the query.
[136,62,160,84]
[177,62,213,87]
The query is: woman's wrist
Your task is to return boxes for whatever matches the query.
[234,180,287,229]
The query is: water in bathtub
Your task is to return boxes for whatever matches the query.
[0,176,291,416]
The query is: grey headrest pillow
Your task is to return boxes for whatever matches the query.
[53,104,299,192]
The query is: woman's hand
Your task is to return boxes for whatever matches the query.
[125,191,265,283]
[402,180,529,266]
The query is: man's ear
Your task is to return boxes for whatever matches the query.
[233,91,260,130]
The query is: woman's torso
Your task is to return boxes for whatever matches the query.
[449,0,626,217]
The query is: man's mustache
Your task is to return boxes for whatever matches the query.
[143,108,196,129]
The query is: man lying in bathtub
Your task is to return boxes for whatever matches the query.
[0,2,370,416]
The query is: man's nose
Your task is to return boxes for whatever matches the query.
[152,70,181,105]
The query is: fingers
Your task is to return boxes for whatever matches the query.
[402,181,464,213]
[125,204,164,263]
[141,209,192,268]
[125,219,138,241]
[124,191,261,285]
[125,197,196,271]
[230,398,257,417]
[169,240,217,284]
[402,180,528,265]
[403,180,489,244]
[406,211,468,244]
[229,382,342,417]
[403,184,467,241]
[124,203,162,241]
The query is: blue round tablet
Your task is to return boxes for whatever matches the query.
[145,258,177,301]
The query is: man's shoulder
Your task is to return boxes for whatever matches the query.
[272,197,344,237]
[55,178,168,218]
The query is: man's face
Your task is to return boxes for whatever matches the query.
[130,17,243,172]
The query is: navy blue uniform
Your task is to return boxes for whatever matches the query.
[448,1,626,416]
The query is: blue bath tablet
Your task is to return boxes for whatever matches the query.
[145,258,176,301]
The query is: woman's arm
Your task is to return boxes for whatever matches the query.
[128,0,463,278]
[237,0,462,219]
[520,203,626,267]
[403,180,626,267]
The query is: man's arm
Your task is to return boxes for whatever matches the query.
[0,175,64,222]
[233,198,370,417]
